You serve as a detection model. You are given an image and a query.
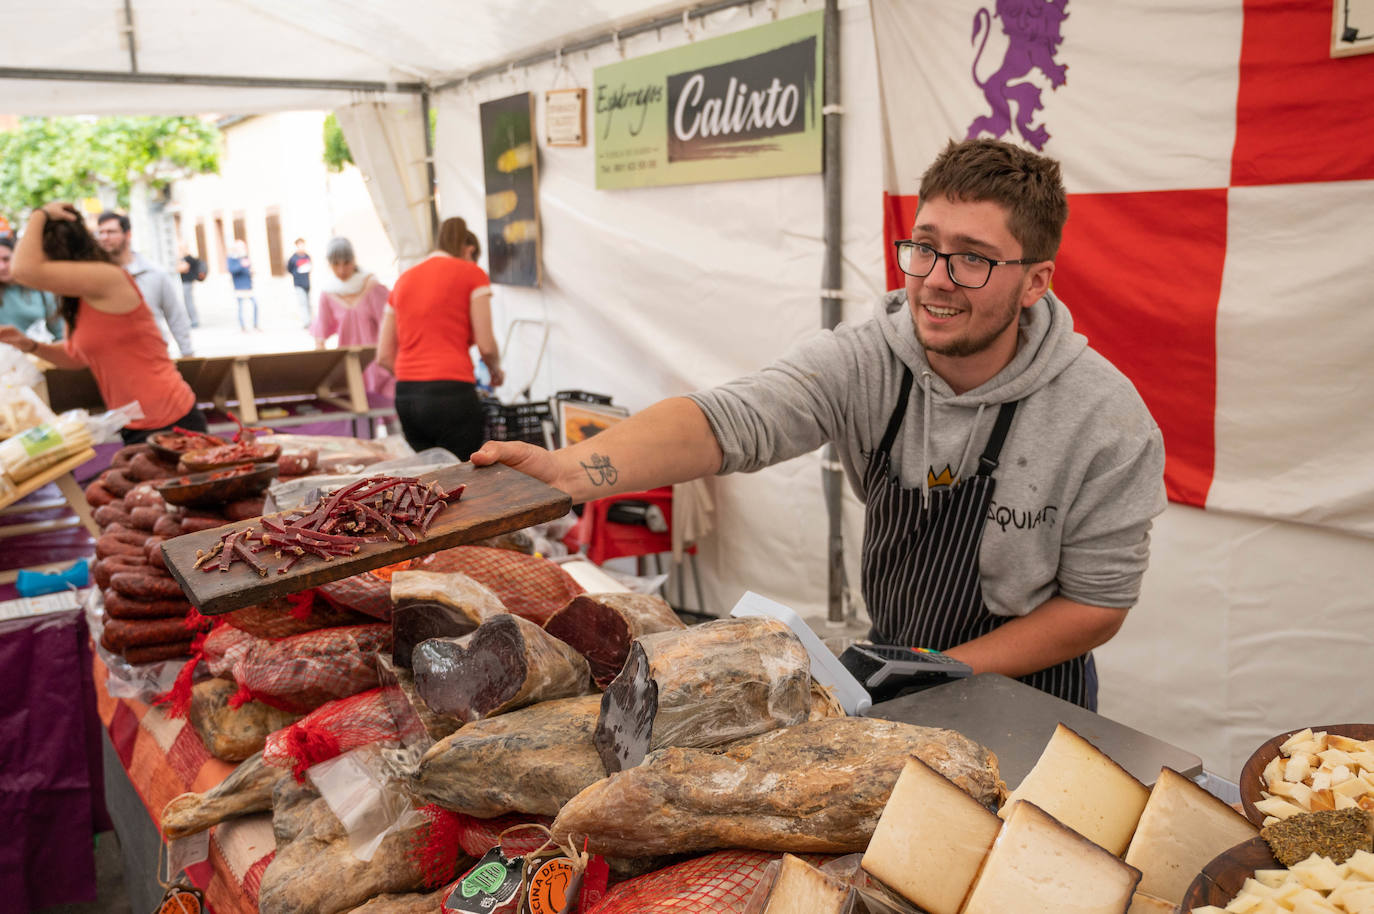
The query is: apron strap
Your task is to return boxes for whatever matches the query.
[975,400,1019,476]
[877,368,914,456]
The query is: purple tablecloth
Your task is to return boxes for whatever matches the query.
[0,608,111,910]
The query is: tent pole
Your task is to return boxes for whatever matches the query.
[421,88,440,245]
[821,0,846,626]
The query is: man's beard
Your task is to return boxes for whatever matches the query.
[916,289,1021,358]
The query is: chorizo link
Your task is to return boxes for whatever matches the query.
[103,615,195,649]
[103,589,191,620]
[84,480,116,508]
[122,640,195,664]
[110,572,185,600]
[94,505,135,528]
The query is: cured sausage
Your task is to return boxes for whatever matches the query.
[103,589,190,620]
[179,515,226,534]
[144,536,167,569]
[102,615,193,650]
[161,751,287,839]
[110,571,185,600]
[413,613,594,723]
[593,617,811,773]
[277,449,318,477]
[110,444,150,468]
[543,593,686,688]
[389,570,506,668]
[94,555,149,589]
[551,717,1008,858]
[127,451,179,482]
[129,505,167,532]
[122,639,194,664]
[224,496,266,521]
[96,531,148,560]
[100,467,136,496]
[414,694,606,818]
[124,483,167,509]
[83,480,116,508]
[93,504,134,529]
[153,514,181,538]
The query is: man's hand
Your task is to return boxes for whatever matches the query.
[470,440,564,489]
[486,363,505,388]
[0,325,30,350]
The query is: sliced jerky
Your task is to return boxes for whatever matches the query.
[389,570,506,668]
[414,694,605,818]
[189,677,303,763]
[161,750,286,839]
[594,617,811,774]
[543,593,686,688]
[553,718,1008,858]
[412,613,593,723]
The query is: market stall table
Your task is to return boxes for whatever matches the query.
[0,447,98,584]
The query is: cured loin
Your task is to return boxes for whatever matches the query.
[412,613,593,722]
[413,694,606,818]
[389,570,506,668]
[552,717,1007,857]
[189,677,303,762]
[542,593,686,688]
[594,617,810,773]
[376,655,462,746]
[160,750,286,839]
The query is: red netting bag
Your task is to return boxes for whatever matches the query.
[229,623,391,713]
[587,851,783,914]
[412,806,554,891]
[204,623,256,677]
[262,687,401,780]
[409,546,583,625]
[315,561,410,621]
[224,590,373,639]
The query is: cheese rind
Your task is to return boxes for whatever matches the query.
[963,800,1141,914]
[1000,722,1150,856]
[1124,766,1259,904]
[1126,892,1175,914]
[860,756,1001,914]
[762,854,851,914]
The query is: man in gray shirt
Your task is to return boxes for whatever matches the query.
[473,139,1166,709]
[96,211,195,358]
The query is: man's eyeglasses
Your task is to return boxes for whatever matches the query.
[892,240,1040,289]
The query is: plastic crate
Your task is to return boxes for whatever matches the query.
[553,389,613,406]
[482,398,553,446]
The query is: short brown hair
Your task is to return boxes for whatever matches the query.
[918,139,1068,262]
[436,217,468,258]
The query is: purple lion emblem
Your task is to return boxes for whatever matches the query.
[965,0,1070,151]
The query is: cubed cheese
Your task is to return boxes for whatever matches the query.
[762,854,852,914]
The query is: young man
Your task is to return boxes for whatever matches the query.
[96,212,195,357]
[473,139,1166,709]
[175,241,206,328]
[286,237,313,328]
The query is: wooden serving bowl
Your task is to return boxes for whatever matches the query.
[157,461,279,508]
[147,431,227,464]
[1180,836,1280,910]
[1238,723,1374,827]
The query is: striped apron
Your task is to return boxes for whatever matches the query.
[860,368,1091,708]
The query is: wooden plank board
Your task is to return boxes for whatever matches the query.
[160,462,571,615]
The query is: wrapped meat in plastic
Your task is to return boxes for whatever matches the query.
[389,570,506,668]
[594,617,811,773]
[408,545,583,625]
[552,717,1007,858]
[543,592,686,688]
[188,677,302,762]
[231,623,391,713]
[272,775,322,850]
[160,750,287,839]
[413,694,606,818]
[412,614,593,723]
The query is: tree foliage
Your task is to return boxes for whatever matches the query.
[322,112,354,173]
[0,116,219,223]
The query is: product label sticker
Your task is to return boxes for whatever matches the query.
[18,423,63,458]
[525,856,575,914]
[445,847,527,913]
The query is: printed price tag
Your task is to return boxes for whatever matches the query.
[18,423,64,458]
[445,847,527,913]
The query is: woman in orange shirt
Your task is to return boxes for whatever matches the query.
[0,202,205,444]
[378,217,504,460]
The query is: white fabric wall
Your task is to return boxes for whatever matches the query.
[335,101,434,268]
[433,0,883,623]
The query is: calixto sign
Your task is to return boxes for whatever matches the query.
[593,11,823,189]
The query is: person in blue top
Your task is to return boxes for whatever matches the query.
[226,240,260,332]
[286,237,313,329]
[0,236,62,340]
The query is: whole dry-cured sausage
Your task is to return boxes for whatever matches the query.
[276,449,318,477]
[122,640,195,664]
[96,531,149,560]
[110,444,150,468]
[102,615,195,650]
[93,504,134,528]
[130,506,166,532]
[145,536,167,570]
[179,515,226,534]
[128,451,179,482]
[153,514,181,538]
[110,571,185,600]
[83,480,116,508]
[94,555,149,589]
[103,589,191,620]
[100,467,136,497]
[224,497,266,522]
[124,484,166,509]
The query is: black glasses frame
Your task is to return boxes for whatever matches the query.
[892,240,1040,289]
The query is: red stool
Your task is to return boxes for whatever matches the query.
[564,487,705,612]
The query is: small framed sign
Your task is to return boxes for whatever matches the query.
[1332,0,1374,57]
[544,88,586,147]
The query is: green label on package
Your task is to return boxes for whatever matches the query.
[445,847,526,912]
[18,424,63,458]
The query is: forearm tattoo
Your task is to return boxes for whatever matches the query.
[580,453,619,487]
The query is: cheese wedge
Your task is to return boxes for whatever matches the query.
[1000,722,1150,856]
[762,854,851,914]
[861,756,1001,914]
[1124,766,1259,904]
[1126,893,1175,914]
[963,800,1141,914]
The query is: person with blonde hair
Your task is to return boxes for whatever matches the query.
[378,216,503,459]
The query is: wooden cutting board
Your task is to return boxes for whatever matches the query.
[161,462,571,615]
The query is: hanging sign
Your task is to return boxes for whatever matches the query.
[545,89,587,146]
[593,10,823,189]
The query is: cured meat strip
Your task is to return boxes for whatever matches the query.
[189,677,303,762]
[543,592,686,688]
[413,694,606,818]
[594,617,811,773]
[412,613,593,723]
[389,570,506,668]
[552,717,1008,858]
[161,751,286,839]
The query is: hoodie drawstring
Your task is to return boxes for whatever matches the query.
[956,403,988,482]
[921,370,933,509]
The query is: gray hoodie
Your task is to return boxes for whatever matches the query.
[688,289,1166,617]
